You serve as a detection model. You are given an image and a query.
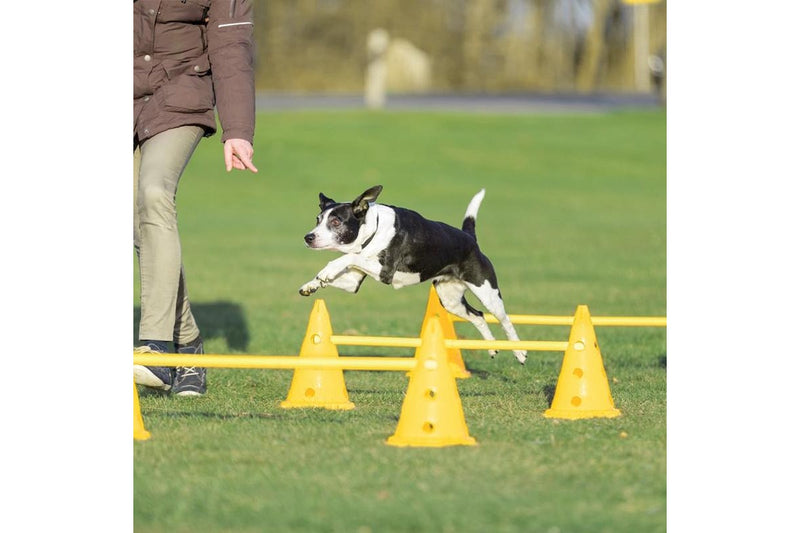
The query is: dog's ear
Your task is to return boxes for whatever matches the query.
[319,193,336,211]
[352,185,383,217]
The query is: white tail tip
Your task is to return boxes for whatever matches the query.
[464,189,486,220]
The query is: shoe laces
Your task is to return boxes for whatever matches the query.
[134,345,159,354]
[178,366,200,378]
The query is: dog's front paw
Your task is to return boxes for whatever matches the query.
[316,269,338,285]
[299,279,322,296]
[513,350,527,365]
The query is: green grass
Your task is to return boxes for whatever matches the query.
[134,109,666,532]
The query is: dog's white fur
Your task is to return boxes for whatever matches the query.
[300,204,398,293]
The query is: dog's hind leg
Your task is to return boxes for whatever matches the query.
[433,280,499,358]
[466,280,527,364]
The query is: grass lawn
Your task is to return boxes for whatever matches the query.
[134,109,666,532]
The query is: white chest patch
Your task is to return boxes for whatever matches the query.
[390,271,422,289]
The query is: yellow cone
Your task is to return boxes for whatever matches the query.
[134,381,151,441]
[387,318,477,447]
[281,300,355,410]
[421,285,470,378]
[544,305,621,419]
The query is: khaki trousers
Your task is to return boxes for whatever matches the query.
[134,126,205,344]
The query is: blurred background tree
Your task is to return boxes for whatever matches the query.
[253,0,666,95]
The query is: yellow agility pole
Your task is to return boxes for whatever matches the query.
[135,341,568,372]
[331,335,420,348]
[446,339,569,352]
[450,314,666,327]
[331,335,569,352]
[585,316,666,327]
[133,353,417,372]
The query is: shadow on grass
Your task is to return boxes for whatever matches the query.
[457,364,518,383]
[134,301,249,350]
[138,407,359,424]
[163,411,283,421]
[542,382,557,405]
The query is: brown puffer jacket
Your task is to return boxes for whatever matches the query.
[134,0,255,144]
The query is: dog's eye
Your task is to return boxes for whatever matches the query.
[330,217,341,227]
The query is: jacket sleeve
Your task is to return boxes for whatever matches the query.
[206,0,256,144]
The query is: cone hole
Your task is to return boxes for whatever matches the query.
[422,422,435,433]
[571,396,582,407]
[305,388,316,398]
[312,334,321,344]
[573,368,584,378]
[425,388,436,400]
[574,341,585,351]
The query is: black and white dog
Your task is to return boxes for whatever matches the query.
[299,186,526,364]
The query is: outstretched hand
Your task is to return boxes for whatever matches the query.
[224,138,258,173]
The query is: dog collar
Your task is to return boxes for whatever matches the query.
[359,212,378,250]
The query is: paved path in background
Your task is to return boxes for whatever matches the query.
[256,92,663,114]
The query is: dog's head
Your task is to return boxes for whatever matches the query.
[303,185,383,250]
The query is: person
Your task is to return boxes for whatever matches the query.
[133,0,257,396]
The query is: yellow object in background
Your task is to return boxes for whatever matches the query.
[420,285,470,378]
[134,381,151,441]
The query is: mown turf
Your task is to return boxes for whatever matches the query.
[134,109,665,532]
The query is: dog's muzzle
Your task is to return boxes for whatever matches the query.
[304,233,315,246]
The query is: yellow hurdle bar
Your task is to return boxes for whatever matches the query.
[451,314,667,327]
[446,339,569,351]
[331,335,567,352]
[133,354,417,372]
[331,335,421,348]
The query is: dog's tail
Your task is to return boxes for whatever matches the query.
[462,189,485,239]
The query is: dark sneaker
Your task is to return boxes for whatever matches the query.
[134,342,173,391]
[173,337,206,396]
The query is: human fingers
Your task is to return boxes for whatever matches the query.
[231,141,258,173]
[224,141,234,172]
[235,150,258,173]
